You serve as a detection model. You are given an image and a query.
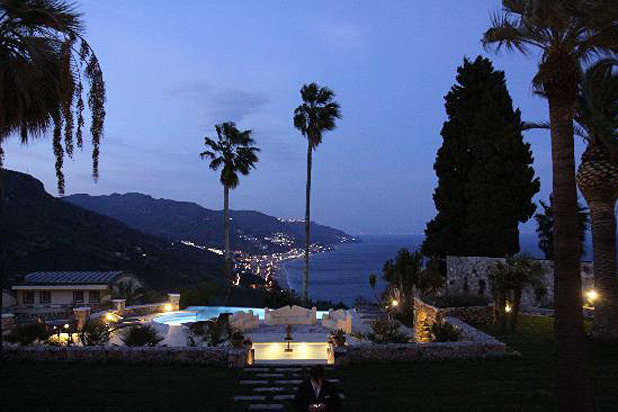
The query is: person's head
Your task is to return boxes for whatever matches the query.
[309,365,324,385]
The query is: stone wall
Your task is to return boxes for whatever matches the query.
[1,345,250,368]
[413,298,494,341]
[2,314,15,336]
[346,301,511,363]
[446,256,594,308]
[413,298,443,342]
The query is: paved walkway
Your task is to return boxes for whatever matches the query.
[232,365,343,411]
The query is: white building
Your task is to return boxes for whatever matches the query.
[11,271,142,309]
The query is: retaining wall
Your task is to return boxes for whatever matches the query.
[446,256,594,308]
[1,345,250,368]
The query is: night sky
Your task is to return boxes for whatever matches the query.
[3,1,587,234]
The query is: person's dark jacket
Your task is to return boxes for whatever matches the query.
[294,379,342,411]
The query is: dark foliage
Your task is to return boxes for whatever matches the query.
[0,0,106,194]
[1,170,224,290]
[422,56,539,257]
[430,321,462,342]
[5,322,50,345]
[366,317,409,344]
[120,325,163,347]
[534,195,590,260]
[424,294,491,308]
[79,320,111,346]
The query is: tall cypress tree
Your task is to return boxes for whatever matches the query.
[422,56,539,258]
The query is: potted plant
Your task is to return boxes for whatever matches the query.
[328,329,347,347]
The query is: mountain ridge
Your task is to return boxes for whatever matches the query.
[65,192,355,254]
[0,170,224,290]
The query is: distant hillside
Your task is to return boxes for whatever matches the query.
[64,193,355,253]
[0,170,224,290]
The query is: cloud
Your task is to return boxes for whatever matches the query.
[168,81,269,125]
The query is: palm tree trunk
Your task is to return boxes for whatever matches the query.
[223,185,232,305]
[548,96,592,411]
[588,199,618,341]
[303,141,312,306]
[511,288,522,331]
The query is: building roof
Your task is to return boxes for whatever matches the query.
[21,271,129,285]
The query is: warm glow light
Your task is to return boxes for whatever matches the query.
[505,303,512,313]
[106,313,115,322]
[63,323,70,329]
[164,304,173,312]
[586,289,598,303]
[391,300,399,307]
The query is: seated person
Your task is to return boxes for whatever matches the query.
[294,365,341,412]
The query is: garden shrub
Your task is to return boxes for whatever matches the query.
[367,317,409,344]
[79,320,111,346]
[5,323,50,346]
[328,329,347,347]
[430,321,462,342]
[120,325,163,347]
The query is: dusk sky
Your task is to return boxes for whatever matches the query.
[4,0,588,235]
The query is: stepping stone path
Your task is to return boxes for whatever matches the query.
[232,365,343,411]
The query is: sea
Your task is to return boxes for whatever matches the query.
[282,233,593,306]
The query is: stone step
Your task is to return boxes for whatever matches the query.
[273,379,302,385]
[239,380,269,385]
[248,404,284,411]
[233,395,266,402]
[253,387,285,393]
[244,368,271,372]
[255,373,285,378]
[273,394,295,401]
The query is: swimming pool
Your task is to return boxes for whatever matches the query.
[153,306,329,325]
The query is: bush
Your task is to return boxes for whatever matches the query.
[367,317,409,344]
[328,329,347,347]
[424,294,491,308]
[5,323,50,346]
[79,320,111,346]
[430,321,462,342]
[187,319,230,347]
[120,325,163,347]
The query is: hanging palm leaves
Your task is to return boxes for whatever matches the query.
[0,0,106,194]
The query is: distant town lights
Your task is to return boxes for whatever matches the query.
[391,299,399,307]
[164,304,173,312]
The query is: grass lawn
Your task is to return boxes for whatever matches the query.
[1,316,617,411]
[338,316,618,411]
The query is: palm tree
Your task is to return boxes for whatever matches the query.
[573,59,618,341]
[200,122,259,303]
[293,83,341,305]
[483,2,618,409]
[0,0,106,195]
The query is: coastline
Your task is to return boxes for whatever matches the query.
[274,261,293,292]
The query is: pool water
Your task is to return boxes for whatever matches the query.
[153,306,329,326]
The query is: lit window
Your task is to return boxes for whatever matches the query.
[39,291,51,304]
[73,291,84,303]
[89,291,100,303]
